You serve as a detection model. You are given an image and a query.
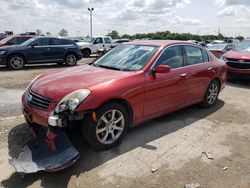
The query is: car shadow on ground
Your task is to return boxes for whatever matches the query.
[227,79,250,89]
[1,100,225,188]
[0,58,95,72]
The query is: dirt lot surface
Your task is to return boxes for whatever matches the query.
[0,61,250,188]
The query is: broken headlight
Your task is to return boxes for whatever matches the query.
[54,89,90,113]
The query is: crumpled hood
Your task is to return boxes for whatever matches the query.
[31,65,134,102]
[224,50,250,60]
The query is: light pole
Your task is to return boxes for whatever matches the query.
[88,8,94,36]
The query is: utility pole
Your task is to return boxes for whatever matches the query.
[88,8,94,36]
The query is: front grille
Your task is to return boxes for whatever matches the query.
[27,90,51,110]
[226,58,250,69]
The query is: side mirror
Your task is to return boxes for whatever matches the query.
[154,65,171,74]
[226,47,232,51]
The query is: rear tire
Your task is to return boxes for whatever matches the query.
[82,102,129,150]
[200,79,220,108]
[65,54,78,66]
[7,55,25,70]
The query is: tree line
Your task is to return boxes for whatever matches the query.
[107,30,244,41]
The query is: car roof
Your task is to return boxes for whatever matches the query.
[127,40,195,47]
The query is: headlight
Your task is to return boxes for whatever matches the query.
[0,51,6,55]
[54,89,90,113]
[221,56,228,62]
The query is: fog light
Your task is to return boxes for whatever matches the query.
[48,116,60,127]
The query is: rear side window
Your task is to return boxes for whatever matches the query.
[61,39,75,45]
[104,37,112,44]
[155,46,184,69]
[33,38,50,46]
[50,38,62,45]
[202,50,209,62]
[184,46,205,65]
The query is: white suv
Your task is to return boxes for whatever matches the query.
[77,36,113,57]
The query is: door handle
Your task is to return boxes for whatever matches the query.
[180,73,187,77]
[207,67,214,71]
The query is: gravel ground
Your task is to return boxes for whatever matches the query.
[0,61,250,188]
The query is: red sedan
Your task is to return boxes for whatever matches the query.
[22,40,226,150]
[221,40,250,79]
[12,40,227,173]
[0,35,34,47]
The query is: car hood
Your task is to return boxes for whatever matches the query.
[77,42,92,46]
[224,50,250,60]
[31,65,135,102]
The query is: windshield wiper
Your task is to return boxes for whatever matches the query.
[94,64,122,71]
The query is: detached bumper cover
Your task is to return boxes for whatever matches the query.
[9,129,79,173]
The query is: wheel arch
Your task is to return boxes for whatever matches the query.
[98,98,134,126]
[7,53,27,63]
[212,77,222,91]
[64,51,78,59]
[81,48,91,54]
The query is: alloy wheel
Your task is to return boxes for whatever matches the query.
[66,55,77,65]
[10,57,24,69]
[207,83,219,105]
[96,110,125,145]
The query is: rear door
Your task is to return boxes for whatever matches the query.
[144,45,188,119]
[49,38,65,61]
[182,45,215,105]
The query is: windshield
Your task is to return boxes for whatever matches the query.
[0,36,13,44]
[21,37,37,46]
[207,44,227,50]
[93,44,159,71]
[234,41,250,52]
[83,37,95,43]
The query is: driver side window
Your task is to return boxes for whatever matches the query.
[94,37,103,44]
[155,46,184,69]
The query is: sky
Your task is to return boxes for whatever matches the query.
[0,0,249,37]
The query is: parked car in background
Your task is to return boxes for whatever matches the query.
[207,43,235,58]
[221,39,250,79]
[0,37,82,69]
[20,32,37,36]
[206,40,225,48]
[21,40,226,154]
[0,33,7,41]
[112,39,131,47]
[0,35,34,47]
[77,36,113,57]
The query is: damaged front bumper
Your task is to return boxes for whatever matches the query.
[9,125,80,173]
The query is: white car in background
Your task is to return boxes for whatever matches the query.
[206,40,225,48]
[77,36,113,57]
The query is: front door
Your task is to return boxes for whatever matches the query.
[144,45,188,119]
[93,37,104,51]
[26,38,51,63]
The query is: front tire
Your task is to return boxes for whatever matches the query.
[82,102,129,150]
[200,79,220,108]
[81,49,91,58]
[65,54,78,66]
[7,55,25,70]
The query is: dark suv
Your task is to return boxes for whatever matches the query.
[0,37,82,70]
